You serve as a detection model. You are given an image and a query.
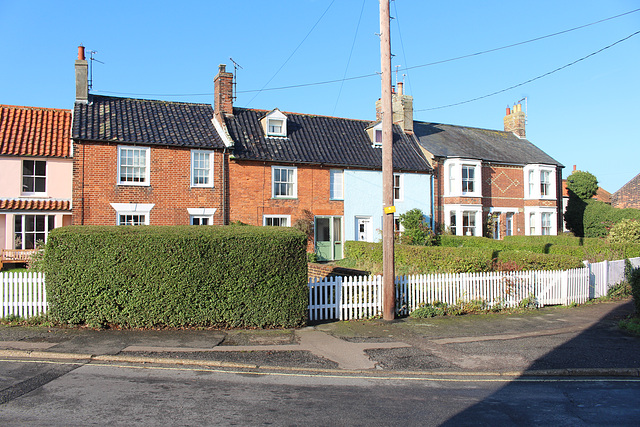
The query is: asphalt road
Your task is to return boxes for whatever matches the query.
[1,359,640,426]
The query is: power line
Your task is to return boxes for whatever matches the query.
[415,29,640,112]
[94,7,640,99]
[332,0,366,116]
[245,0,336,107]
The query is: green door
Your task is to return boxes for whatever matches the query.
[315,216,343,261]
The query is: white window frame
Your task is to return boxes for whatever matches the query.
[393,173,403,202]
[263,215,291,227]
[13,214,55,249]
[524,206,557,236]
[443,158,482,198]
[264,110,287,137]
[111,203,154,225]
[188,208,217,225]
[444,204,482,236]
[371,123,383,147]
[524,164,556,200]
[191,150,214,188]
[118,146,150,186]
[330,169,344,200]
[272,166,297,199]
[21,159,47,195]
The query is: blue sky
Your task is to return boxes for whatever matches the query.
[1,0,638,193]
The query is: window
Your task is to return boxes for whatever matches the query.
[449,212,457,235]
[22,160,46,194]
[111,203,154,225]
[263,109,287,137]
[505,213,513,237]
[462,165,475,194]
[191,150,214,187]
[393,174,403,201]
[268,119,283,135]
[525,164,556,199]
[14,215,54,249]
[118,146,150,185]
[444,159,481,197]
[463,211,476,236]
[263,215,290,227]
[529,212,536,235]
[191,216,212,225]
[118,214,146,226]
[541,212,552,235]
[272,166,297,198]
[374,129,382,146]
[540,170,550,196]
[330,169,344,200]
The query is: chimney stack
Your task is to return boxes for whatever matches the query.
[214,64,234,120]
[503,102,525,138]
[375,84,413,132]
[75,45,88,103]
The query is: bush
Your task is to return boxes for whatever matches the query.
[397,208,437,246]
[607,219,640,244]
[43,225,308,328]
[582,199,640,238]
[492,251,583,271]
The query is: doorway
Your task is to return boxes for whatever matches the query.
[315,216,343,261]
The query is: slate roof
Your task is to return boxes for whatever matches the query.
[0,105,71,158]
[73,95,225,149]
[224,108,432,172]
[413,121,563,167]
[0,199,71,211]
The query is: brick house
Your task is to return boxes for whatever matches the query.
[213,66,433,260]
[412,103,564,237]
[0,104,73,251]
[611,172,640,209]
[72,47,229,226]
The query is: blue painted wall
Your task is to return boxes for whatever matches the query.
[343,170,432,242]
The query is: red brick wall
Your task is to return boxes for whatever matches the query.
[228,161,343,246]
[612,174,640,209]
[73,142,225,225]
[431,160,562,236]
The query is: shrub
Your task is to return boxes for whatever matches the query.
[607,219,640,244]
[43,225,308,328]
[410,301,450,318]
[566,170,599,200]
[398,208,437,246]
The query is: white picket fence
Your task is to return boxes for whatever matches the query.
[309,257,640,321]
[2,257,639,321]
[1,272,47,319]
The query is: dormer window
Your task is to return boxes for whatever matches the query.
[261,109,287,137]
[367,122,383,147]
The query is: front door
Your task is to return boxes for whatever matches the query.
[315,216,343,261]
[356,216,372,242]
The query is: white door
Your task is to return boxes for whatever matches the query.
[356,217,372,242]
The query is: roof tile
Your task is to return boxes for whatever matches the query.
[0,105,71,158]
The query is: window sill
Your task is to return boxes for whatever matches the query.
[117,182,150,187]
[272,196,298,200]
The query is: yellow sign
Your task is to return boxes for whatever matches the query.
[383,206,396,214]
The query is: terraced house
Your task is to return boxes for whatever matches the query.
[0,104,73,254]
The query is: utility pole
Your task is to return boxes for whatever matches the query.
[380,0,395,320]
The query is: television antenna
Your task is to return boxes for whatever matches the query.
[88,50,104,91]
[229,57,243,101]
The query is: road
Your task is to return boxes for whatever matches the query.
[1,358,640,426]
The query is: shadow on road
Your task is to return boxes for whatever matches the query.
[440,301,640,426]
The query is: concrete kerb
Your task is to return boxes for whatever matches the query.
[2,349,639,379]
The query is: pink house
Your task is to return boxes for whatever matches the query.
[0,104,72,253]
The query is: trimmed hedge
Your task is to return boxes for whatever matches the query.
[43,225,308,328]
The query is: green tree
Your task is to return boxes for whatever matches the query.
[565,170,598,236]
[398,208,436,246]
[566,170,598,200]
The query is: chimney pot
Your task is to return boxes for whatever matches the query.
[77,45,85,61]
[506,107,511,115]
[573,165,577,172]
[397,82,403,96]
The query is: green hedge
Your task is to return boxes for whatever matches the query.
[583,200,640,238]
[43,225,308,328]
[492,251,583,271]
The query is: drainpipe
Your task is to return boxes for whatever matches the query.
[430,173,434,230]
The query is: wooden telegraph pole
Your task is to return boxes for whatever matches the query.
[380,0,395,320]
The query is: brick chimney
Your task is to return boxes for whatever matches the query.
[504,102,526,138]
[375,83,413,132]
[214,64,234,120]
[75,45,88,103]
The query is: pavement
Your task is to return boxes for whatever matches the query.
[1,299,640,377]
